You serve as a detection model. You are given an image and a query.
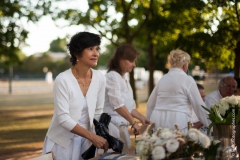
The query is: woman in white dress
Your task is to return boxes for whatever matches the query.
[103,44,151,154]
[42,32,108,160]
[146,49,210,132]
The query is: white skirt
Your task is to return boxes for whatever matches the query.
[150,109,190,132]
[42,124,91,160]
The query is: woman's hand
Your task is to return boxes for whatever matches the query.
[90,133,109,151]
[132,122,141,135]
[140,117,151,125]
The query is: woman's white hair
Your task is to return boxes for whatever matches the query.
[169,49,190,68]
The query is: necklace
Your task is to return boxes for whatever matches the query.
[73,68,91,87]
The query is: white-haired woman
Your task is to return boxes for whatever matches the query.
[146,49,210,132]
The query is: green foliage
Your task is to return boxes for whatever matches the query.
[204,139,221,160]
[49,38,67,52]
[202,96,240,134]
[0,0,62,64]
[176,0,240,71]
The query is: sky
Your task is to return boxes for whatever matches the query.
[21,0,97,56]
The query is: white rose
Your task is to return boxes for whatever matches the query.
[198,134,211,148]
[236,96,240,104]
[189,128,201,133]
[166,139,179,153]
[154,139,166,146]
[147,135,160,143]
[136,141,150,156]
[152,146,166,160]
[219,101,229,111]
[188,132,199,142]
[161,129,173,139]
[136,141,145,156]
[228,96,238,106]
[219,106,226,116]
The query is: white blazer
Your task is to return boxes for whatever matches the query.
[46,68,106,148]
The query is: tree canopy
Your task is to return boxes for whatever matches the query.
[0,0,62,65]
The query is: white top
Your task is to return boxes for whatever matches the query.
[45,68,106,148]
[205,90,222,109]
[146,68,210,129]
[42,99,90,160]
[104,71,136,126]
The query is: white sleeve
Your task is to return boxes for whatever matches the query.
[106,73,125,110]
[94,73,106,120]
[146,84,158,119]
[188,82,210,127]
[53,78,77,131]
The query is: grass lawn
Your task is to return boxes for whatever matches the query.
[0,104,53,159]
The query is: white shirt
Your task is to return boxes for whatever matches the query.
[104,71,136,126]
[146,68,210,130]
[205,90,222,109]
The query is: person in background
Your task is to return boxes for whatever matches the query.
[191,83,208,134]
[103,44,151,153]
[205,76,237,109]
[234,77,240,96]
[146,49,210,132]
[42,32,108,160]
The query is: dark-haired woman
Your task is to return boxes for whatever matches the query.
[42,32,108,160]
[103,44,151,154]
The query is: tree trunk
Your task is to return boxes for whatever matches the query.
[8,65,13,94]
[129,70,137,104]
[148,42,155,97]
[234,41,240,78]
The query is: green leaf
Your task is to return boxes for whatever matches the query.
[202,105,211,113]
[225,112,233,124]
[207,123,214,135]
[236,108,240,124]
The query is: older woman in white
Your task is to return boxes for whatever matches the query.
[146,49,210,132]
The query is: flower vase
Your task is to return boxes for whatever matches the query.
[213,124,240,159]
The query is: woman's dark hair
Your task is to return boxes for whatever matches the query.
[107,44,139,74]
[196,83,204,90]
[67,32,101,65]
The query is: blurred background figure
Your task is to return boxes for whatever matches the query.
[205,76,237,109]
[45,71,53,84]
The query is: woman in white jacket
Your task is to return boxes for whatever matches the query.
[146,49,210,132]
[42,32,108,160]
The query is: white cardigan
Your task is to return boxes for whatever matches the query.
[146,68,210,128]
[46,68,106,148]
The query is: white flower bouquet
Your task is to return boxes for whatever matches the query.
[135,125,210,160]
[202,95,240,133]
